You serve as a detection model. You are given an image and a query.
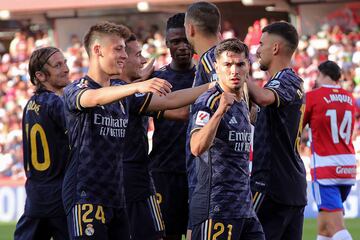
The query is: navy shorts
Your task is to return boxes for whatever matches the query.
[127,195,165,240]
[67,203,129,240]
[14,214,69,240]
[152,172,188,235]
[312,182,352,212]
[252,192,304,240]
[191,217,264,240]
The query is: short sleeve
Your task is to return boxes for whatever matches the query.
[128,92,153,115]
[265,78,296,107]
[63,80,90,113]
[189,100,213,135]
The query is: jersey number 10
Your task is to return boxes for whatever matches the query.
[325,109,352,145]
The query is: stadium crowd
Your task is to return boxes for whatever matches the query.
[0,18,359,180]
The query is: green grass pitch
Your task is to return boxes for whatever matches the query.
[2,219,360,240]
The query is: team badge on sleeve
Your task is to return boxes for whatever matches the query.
[76,79,88,89]
[195,111,210,126]
[267,80,280,89]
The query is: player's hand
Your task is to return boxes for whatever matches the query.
[135,78,172,96]
[217,92,236,116]
[140,58,155,81]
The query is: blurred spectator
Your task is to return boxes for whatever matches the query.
[222,20,236,39]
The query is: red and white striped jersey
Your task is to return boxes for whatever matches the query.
[303,85,356,185]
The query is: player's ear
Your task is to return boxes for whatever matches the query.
[93,43,102,57]
[273,42,280,56]
[189,23,196,37]
[35,71,46,83]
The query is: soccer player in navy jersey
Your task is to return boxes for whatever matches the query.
[189,38,264,240]
[184,1,220,87]
[119,32,213,240]
[149,13,195,240]
[62,22,173,240]
[14,47,70,240]
[184,3,221,237]
[247,22,307,240]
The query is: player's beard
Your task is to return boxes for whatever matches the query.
[259,64,268,71]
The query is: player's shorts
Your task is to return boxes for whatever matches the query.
[67,203,130,240]
[252,192,304,240]
[312,182,352,212]
[191,217,264,240]
[14,214,69,240]
[152,171,188,235]
[126,195,165,240]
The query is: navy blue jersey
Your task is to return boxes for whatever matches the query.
[62,76,129,213]
[192,46,218,87]
[149,64,195,173]
[187,46,218,197]
[251,68,307,206]
[189,84,255,225]
[22,89,69,217]
[123,92,156,202]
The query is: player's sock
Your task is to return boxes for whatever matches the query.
[332,229,352,240]
[317,235,331,240]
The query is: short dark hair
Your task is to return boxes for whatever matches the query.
[318,60,341,81]
[125,33,138,53]
[126,33,137,44]
[83,21,131,56]
[186,1,220,36]
[215,38,249,60]
[262,21,299,54]
[28,47,60,88]
[167,13,185,30]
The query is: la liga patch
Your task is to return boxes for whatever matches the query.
[195,111,210,126]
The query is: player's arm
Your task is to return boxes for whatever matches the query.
[246,79,276,107]
[79,78,172,108]
[146,82,215,112]
[190,92,235,156]
[163,106,189,121]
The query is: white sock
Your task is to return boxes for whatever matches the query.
[317,235,331,240]
[332,229,352,240]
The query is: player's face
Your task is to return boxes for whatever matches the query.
[44,52,70,90]
[124,40,147,81]
[166,28,193,67]
[215,51,249,93]
[256,32,273,71]
[98,35,128,76]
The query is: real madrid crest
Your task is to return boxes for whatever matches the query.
[85,224,95,236]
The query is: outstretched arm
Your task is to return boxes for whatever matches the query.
[79,78,172,108]
[147,82,216,111]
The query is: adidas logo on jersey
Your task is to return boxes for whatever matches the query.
[229,116,238,124]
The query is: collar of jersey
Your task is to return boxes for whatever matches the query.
[321,84,341,88]
[199,45,216,61]
[270,67,293,80]
[166,64,196,74]
[215,82,224,93]
[83,75,122,88]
